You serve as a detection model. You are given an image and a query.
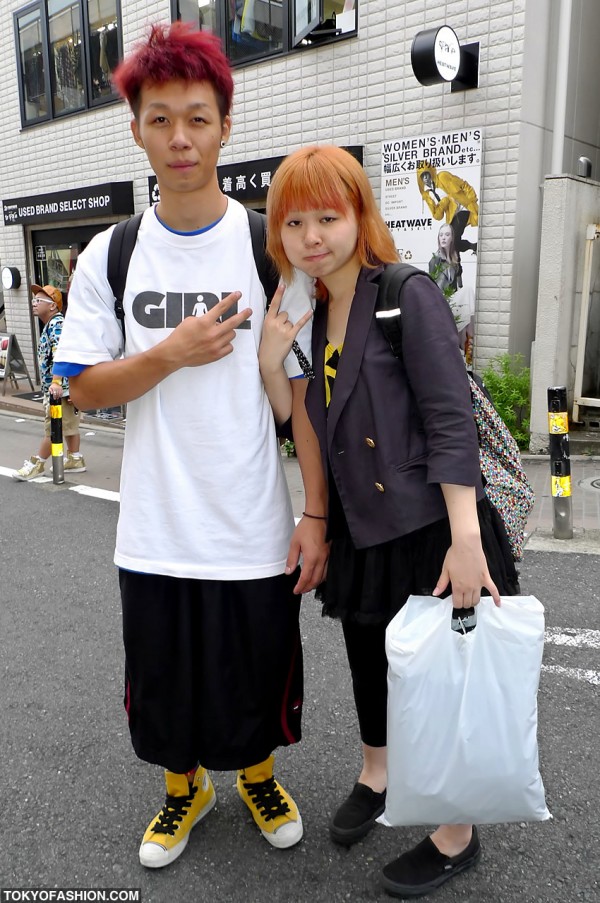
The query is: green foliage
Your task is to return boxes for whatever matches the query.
[428,260,460,320]
[481,353,531,449]
[282,439,296,457]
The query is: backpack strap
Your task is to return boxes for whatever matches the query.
[107,213,144,342]
[246,208,280,306]
[107,209,277,331]
[375,263,425,358]
[468,369,494,405]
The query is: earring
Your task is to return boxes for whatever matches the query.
[220,140,226,148]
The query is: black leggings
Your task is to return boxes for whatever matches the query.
[342,619,389,748]
[339,502,520,748]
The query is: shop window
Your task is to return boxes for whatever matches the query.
[48,0,85,114]
[227,1,284,63]
[14,0,122,127]
[172,0,356,66]
[32,224,106,312]
[16,7,50,125]
[293,0,354,47]
[87,1,121,102]
[293,0,319,44]
[175,0,217,32]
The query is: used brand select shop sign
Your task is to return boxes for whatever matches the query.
[2,182,134,226]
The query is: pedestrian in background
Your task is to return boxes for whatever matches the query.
[12,284,86,481]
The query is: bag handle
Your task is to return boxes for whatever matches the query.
[451,606,477,634]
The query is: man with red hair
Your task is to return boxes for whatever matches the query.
[54,22,327,868]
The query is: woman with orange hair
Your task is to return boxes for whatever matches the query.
[260,145,519,898]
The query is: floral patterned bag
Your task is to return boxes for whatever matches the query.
[469,374,534,561]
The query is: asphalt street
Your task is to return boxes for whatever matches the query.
[0,412,599,903]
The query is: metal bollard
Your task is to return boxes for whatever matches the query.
[50,397,65,485]
[547,386,573,539]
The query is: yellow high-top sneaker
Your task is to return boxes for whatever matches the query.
[139,767,216,868]
[237,754,303,849]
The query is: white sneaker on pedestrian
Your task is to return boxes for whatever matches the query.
[12,456,46,481]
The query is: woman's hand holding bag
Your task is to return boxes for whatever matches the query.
[382,594,551,827]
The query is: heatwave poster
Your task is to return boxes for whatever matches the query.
[380,128,482,363]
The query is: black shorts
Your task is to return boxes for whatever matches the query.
[119,569,303,773]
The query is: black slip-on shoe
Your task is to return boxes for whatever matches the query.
[329,783,386,846]
[382,826,481,897]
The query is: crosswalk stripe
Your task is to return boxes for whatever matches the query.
[69,484,120,502]
[545,627,600,648]
[541,665,600,686]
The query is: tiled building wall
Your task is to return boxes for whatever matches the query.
[229,0,528,363]
[0,0,530,374]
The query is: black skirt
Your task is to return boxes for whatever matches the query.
[318,480,520,625]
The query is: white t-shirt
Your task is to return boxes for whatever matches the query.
[56,200,314,580]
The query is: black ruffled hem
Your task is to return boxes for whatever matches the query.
[317,497,520,625]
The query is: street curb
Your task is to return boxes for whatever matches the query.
[525,528,600,555]
[0,399,125,431]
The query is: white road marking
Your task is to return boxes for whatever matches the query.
[543,627,600,685]
[545,627,600,649]
[1,466,119,497]
[0,465,51,481]
[541,665,600,686]
[68,484,120,502]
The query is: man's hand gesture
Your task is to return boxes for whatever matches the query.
[163,291,253,368]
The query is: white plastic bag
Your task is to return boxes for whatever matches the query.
[382,595,551,826]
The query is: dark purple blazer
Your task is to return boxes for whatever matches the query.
[305,266,484,549]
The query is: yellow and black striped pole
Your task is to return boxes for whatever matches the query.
[547,386,573,540]
[50,396,65,485]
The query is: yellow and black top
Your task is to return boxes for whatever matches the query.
[325,341,343,408]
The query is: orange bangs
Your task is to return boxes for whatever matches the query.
[267,145,398,284]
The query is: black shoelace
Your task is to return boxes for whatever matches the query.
[242,776,290,822]
[151,786,197,836]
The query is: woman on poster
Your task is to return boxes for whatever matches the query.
[428,223,475,364]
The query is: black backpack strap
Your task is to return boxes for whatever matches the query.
[107,213,143,342]
[246,208,279,306]
[468,369,494,405]
[375,263,424,358]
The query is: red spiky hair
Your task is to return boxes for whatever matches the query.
[113,21,234,120]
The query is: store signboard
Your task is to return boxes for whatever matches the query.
[380,128,482,363]
[2,182,134,226]
[0,333,34,394]
[148,147,364,206]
